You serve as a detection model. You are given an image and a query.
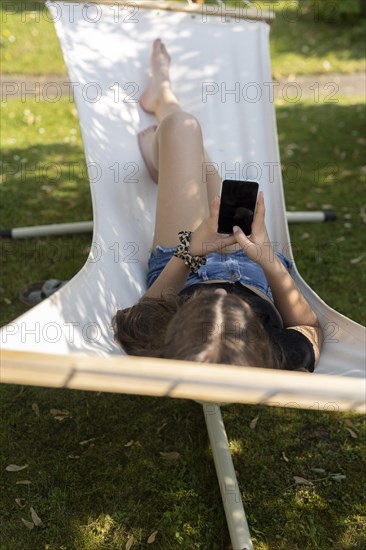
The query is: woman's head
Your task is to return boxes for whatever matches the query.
[162,289,280,368]
[113,288,282,369]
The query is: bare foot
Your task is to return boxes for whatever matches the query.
[140,38,179,120]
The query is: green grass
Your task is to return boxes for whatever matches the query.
[276,96,366,324]
[1,93,365,548]
[1,3,365,545]
[254,0,366,78]
[0,99,92,324]
[1,0,65,75]
[1,391,365,549]
[1,0,365,77]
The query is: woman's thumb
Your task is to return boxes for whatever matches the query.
[233,225,244,237]
[233,225,248,245]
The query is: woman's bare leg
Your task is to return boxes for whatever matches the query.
[140,39,222,249]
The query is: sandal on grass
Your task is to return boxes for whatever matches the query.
[19,279,68,307]
[137,125,158,183]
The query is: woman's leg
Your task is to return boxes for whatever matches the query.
[140,39,222,249]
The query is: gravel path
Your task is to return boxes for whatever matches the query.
[1,72,365,101]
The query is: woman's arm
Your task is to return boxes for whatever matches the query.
[144,256,190,298]
[233,192,323,360]
[259,254,319,328]
[144,197,237,299]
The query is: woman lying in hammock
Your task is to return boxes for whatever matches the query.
[112,39,323,372]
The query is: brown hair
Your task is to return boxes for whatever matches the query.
[112,289,283,369]
[112,292,184,357]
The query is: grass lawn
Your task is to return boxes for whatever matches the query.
[1,91,365,549]
[1,0,365,77]
[1,1,365,547]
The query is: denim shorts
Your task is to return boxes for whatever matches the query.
[147,246,293,302]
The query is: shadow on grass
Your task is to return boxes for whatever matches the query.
[0,141,92,327]
[1,386,230,549]
[0,142,92,228]
[269,10,366,61]
[274,101,366,325]
[1,1,366,78]
[226,0,366,74]
[1,385,365,550]
[223,404,366,550]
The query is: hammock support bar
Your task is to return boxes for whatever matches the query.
[0,212,336,238]
[2,349,365,413]
[55,0,276,24]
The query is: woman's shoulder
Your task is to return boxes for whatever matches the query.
[269,326,317,373]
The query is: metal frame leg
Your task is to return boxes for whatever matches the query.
[203,403,253,550]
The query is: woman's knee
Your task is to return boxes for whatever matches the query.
[158,111,202,138]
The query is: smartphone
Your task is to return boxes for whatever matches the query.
[218,179,259,235]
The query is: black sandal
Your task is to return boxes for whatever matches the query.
[19,279,68,307]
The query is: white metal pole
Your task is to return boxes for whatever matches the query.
[286,211,336,223]
[0,221,93,239]
[0,211,336,239]
[203,403,253,550]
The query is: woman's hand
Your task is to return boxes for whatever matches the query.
[189,197,237,257]
[232,191,274,265]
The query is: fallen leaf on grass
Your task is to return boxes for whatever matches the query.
[282,452,289,463]
[124,440,142,448]
[250,415,260,429]
[15,498,26,508]
[21,518,34,530]
[156,422,167,434]
[5,464,28,472]
[293,476,313,486]
[159,452,180,460]
[147,530,158,543]
[50,409,71,421]
[16,480,32,485]
[30,507,42,526]
[125,535,134,550]
[346,428,358,439]
[67,455,80,460]
[79,438,96,446]
[350,254,365,265]
[345,419,358,431]
[310,468,326,473]
[331,473,346,483]
[32,403,40,417]
[50,408,70,415]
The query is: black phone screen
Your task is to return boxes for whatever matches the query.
[218,180,259,235]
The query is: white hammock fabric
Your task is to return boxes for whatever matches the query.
[1,1,365,412]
